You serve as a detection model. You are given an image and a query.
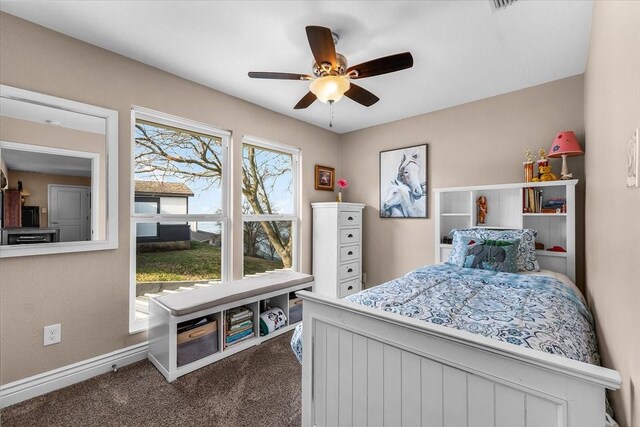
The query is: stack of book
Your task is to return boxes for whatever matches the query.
[541,197,567,213]
[523,188,544,213]
[224,307,254,349]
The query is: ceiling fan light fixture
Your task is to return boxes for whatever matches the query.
[309,75,350,104]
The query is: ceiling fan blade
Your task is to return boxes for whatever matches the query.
[306,26,337,69]
[345,83,380,107]
[294,92,317,109]
[347,52,414,79]
[248,72,312,80]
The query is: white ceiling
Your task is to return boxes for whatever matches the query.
[0,1,593,134]
[1,148,92,177]
[0,97,106,134]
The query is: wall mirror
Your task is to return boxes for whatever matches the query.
[0,85,118,257]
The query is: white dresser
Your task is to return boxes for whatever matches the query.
[312,202,364,298]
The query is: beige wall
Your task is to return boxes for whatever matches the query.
[7,170,91,227]
[340,76,585,289]
[0,12,341,384]
[583,2,640,425]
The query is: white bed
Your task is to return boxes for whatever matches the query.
[297,264,621,427]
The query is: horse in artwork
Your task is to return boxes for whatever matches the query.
[397,151,425,201]
[382,180,425,217]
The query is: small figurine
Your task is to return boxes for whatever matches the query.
[477,196,488,224]
[538,147,547,161]
[533,147,557,181]
[523,148,534,182]
[525,148,533,163]
[532,164,558,181]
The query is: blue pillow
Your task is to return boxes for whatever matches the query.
[448,228,540,272]
[462,239,520,273]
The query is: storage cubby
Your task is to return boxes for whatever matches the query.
[259,293,290,336]
[223,302,259,350]
[472,188,522,228]
[434,180,577,282]
[176,313,220,367]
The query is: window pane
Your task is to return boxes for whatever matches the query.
[135,199,158,216]
[134,120,224,215]
[135,221,222,319]
[242,144,293,215]
[243,220,292,276]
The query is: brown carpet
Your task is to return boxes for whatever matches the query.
[0,331,301,427]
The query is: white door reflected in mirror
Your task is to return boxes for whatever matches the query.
[49,185,91,242]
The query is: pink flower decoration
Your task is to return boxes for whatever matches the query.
[337,178,349,189]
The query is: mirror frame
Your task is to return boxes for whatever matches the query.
[0,85,118,258]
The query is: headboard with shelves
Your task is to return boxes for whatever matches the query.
[434,180,577,282]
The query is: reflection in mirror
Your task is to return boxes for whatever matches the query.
[0,96,107,246]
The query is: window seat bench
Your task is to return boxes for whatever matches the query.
[148,271,314,382]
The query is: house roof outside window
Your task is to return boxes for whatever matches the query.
[134,180,194,197]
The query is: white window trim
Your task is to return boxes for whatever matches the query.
[129,107,231,333]
[241,135,301,276]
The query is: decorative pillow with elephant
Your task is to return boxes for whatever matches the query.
[447,228,540,272]
[462,238,520,273]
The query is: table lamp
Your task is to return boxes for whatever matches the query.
[548,131,583,180]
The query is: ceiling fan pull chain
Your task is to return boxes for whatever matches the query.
[329,100,334,128]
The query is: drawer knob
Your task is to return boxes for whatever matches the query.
[347,233,353,238]
[347,251,353,255]
[347,268,353,273]
[348,286,353,290]
[348,216,353,220]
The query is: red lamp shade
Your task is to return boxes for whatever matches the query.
[548,131,583,158]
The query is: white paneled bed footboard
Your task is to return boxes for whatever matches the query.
[298,291,621,427]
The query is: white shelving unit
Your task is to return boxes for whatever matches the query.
[434,180,577,282]
[148,280,313,382]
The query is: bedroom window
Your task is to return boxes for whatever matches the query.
[130,107,229,332]
[242,137,300,276]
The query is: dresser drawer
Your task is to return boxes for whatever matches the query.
[339,278,361,298]
[338,261,359,280]
[339,211,361,227]
[339,245,359,263]
[339,228,360,245]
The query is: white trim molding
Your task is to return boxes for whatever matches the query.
[0,342,148,409]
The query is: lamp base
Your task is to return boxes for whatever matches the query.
[559,154,572,180]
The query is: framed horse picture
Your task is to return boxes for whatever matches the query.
[379,143,428,218]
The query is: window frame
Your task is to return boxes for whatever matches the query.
[129,106,230,333]
[241,135,301,276]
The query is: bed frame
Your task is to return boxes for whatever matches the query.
[298,290,621,427]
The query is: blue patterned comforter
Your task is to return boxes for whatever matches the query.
[291,264,600,367]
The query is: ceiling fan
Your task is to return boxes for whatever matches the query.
[248,26,414,112]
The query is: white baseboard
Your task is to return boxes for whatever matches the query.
[0,342,148,409]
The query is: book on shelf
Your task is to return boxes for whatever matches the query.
[225,328,254,344]
[224,307,255,349]
[225,333,255,348]
[228,320,252,331]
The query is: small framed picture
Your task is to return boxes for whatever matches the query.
[627,128,639,189]
[315,165,335,191]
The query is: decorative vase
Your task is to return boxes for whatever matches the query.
[336,191,342,202]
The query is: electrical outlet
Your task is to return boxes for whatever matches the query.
[41,207,47,214]
[44,324,61,346]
